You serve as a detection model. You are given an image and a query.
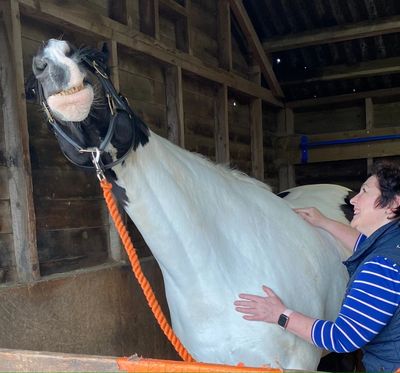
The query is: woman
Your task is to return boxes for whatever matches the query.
[234,162,400,372]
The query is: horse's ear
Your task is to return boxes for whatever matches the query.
[101,42,109,61]
[25,73,38,102]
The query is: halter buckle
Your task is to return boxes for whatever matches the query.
[79,147,106,181]
[92,60,109,79]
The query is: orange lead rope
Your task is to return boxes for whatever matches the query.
[100,178,195,363]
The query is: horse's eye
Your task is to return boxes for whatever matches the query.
[33,56,47,74]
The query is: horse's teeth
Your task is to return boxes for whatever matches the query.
[55,83,84,96]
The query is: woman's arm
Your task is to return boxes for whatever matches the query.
[234,257,400,353]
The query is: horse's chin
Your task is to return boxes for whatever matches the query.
[47,85,94,122]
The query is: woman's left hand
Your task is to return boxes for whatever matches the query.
[234,285,286,324]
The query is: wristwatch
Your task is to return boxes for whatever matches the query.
[277,309,293,329]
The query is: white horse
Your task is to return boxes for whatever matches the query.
[27,39,350,370]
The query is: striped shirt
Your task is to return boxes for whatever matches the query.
[311,235,400,353]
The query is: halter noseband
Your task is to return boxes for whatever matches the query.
[38,56,136,178]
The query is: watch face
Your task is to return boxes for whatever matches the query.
[278,313,289,328]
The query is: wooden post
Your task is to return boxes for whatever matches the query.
[0,0,40,281]
[249,64,264,180]
[278,107,295,191]
[175,0,191,54]
[365,97,374,173]
[165,65,185,148]
[215,84,230,164]
[100,40,124,262]
[108,0,132,27]
[218,0,232,70]
[139,0,160,39]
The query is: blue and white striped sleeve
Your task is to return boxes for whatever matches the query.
[311,256,400,352]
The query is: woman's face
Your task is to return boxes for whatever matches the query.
[350,175,390,236]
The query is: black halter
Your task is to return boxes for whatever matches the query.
[38,56,136,176]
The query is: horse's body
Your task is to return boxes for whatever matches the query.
[28,39,350,370]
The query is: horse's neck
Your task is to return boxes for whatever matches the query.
[113,131,217,274]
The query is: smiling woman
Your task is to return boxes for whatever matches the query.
[235,162,400,373]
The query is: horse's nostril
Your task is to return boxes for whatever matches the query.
[33,57,48,74]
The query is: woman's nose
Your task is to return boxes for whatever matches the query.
[350,194,358,206]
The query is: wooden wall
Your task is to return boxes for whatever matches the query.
[0,0,274,360]
[282,97,400,192]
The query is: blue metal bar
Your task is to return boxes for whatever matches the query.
[300,133,400,164]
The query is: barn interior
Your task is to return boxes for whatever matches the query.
[1,0,400,370]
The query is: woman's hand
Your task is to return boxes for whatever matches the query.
[294,207,327,229]
[234,285,286,324]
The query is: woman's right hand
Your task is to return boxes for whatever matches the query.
[294,207,327,229]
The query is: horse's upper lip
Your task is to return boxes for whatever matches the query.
[54,83,85,96]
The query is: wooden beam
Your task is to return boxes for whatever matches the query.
[0,0,40,282]
[228,0,284,98]
[159,0,187,18]
[279,126,400,165]
[277,108,295,190]
[215,84,230,163]
[108,0,130,26]
[263,14,400,52]
[287,86,400,108]
[249,65,263,180]
[18,0,283,108]
[139,0,159,39]
[165,65,185,148]
[99,40,124,262]
[0,348,119,372]
[218,0,232,70]
[282,57,400,85]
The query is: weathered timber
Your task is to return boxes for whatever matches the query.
[0,0,40,282]
[165,65,185,147]
[18,0,282,107]
[228,0,284,98]
[215,84,230,163]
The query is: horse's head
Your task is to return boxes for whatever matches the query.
[27,38,149,167]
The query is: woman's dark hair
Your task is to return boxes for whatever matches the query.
[372,161,400,219]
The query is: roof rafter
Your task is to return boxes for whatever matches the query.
[228,0,284,98]
[281,57,400,85]
[263,14,400,52]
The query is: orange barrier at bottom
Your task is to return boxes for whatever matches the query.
[117,357,282,373]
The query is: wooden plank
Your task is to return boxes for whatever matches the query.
[159,0,187,17]
[17,0,283,107]
[228,0,283,98]
[108,0,129,25]
[0,348,119,372]
[287,87,400,108]
[263,14,400,52]
[139,0,159,38]
[280,127,400,164]
[217,0,232,70]
[277,108,295,190]
[35,199,107,230]
[249,65,263,180]
[37,228,109,275]
[101,39,123,262]
[0,0,40,282]
[175,10,190,54]
[282,56,400,85]
[165,65,185,148]
[215,84,229,163]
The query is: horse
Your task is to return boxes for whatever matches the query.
[26,38,351,370]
